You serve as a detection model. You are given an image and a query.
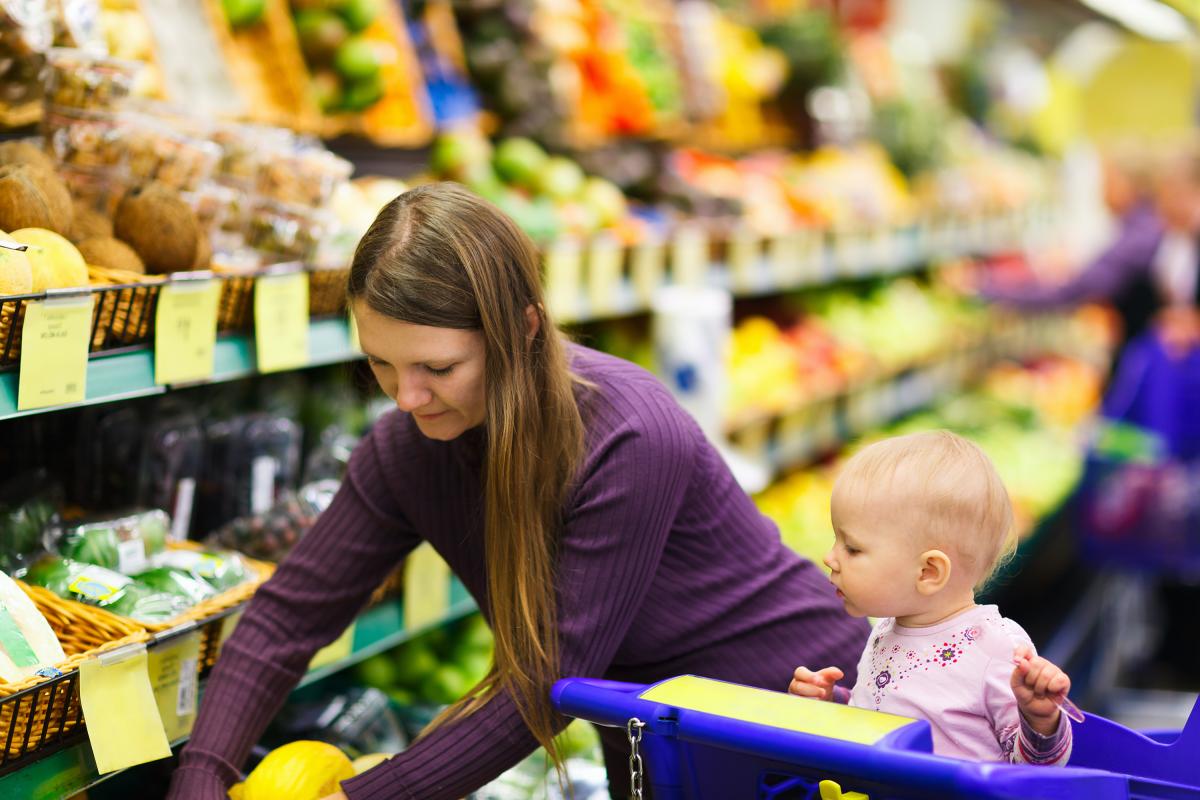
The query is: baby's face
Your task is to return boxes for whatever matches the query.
[824,501,925,619]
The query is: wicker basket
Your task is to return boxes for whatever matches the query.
[214,266,258,332]
[136,541,275,673]
[88,266,165,349]
[0,295,32,368]
[308,267,348,318]
[0,582,149,761]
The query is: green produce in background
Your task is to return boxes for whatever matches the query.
[25,557,189,624]
[342,74,385,112]
[223,0,267,28]
[337,0,379,33]
[335,37,383,82]
[296,10,350,63]
[493,138,548,189]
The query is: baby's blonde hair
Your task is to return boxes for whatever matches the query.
[831,430,1017,592]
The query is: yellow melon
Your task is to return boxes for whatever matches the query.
[8,228,89,291]
[0,232,33,296]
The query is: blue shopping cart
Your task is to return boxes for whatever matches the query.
[552,675,1200,799]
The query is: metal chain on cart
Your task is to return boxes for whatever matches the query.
[627,717,646,800]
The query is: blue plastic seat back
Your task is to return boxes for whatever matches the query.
[1069,697,1200,789]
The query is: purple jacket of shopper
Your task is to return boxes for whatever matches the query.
[983,202,1163,310]
[167,345,867,800]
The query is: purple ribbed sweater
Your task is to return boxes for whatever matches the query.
[168,345,868,800]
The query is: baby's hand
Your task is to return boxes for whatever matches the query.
[1011,645,1070,735]
[789,666,844,701]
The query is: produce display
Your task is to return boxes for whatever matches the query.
[24,557,190,623]
[56,509,168,574]
[756,355,1102,567]
[727,278,982,426]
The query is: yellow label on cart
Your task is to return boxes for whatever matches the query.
[254,272,310,373]
[404,542,451,631]
[155,279,220,385]
[639,675,916,745]
[79,645,172,773]
[17,295,94,410]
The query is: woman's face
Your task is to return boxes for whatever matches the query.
[353,300,487,441]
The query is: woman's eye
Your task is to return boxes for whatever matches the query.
[425,365,454,377]
[366,357,386,367]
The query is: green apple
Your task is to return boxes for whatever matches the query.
[223,0,265,27]
[430,131,493,179]
[295,9,348,63]
[580,176,627,227]
[493,137,548,188]
[341,74,384,111]
[338,0,379,33]
[334,36,382,82]
[391,643,439,687]
[538,156,585,201]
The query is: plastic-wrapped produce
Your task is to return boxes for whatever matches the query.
[149,547,249,592]
[0,571,65,683]
[56,509,169,576]
[204,489,319,563]
[133,567,217,604]
[0,471,62,574]
[137,407,204,541]
[74,403,145,509]
[24,557,189,624]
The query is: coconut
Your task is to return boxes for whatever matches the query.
[113,182,202,274]
[71,202,113,242]
[78,237,145,273]
[0,140,56,175]
[0,166,57,232]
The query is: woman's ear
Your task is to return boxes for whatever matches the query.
[525,304,542,340]
[915,549,952,596]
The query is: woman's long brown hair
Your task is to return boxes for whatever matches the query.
[347,182,586,765]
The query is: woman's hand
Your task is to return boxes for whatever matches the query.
[788,666,844,701]
[1011,645,1069,735]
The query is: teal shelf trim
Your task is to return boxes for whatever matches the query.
[0,583,476,800]
[0,317,362,420]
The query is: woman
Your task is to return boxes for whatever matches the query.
[982,149,1164,353]
[168,183,867,800]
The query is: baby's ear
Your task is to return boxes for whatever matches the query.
[916,549,952,595]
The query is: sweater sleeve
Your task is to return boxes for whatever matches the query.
[982,209,1162,310]
[341,413,697,800]
[167,430,420,800]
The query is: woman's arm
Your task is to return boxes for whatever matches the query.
[340,416,697,800]
[168,432,421,799]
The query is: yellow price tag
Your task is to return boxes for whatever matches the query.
[586,235,623,315]
[309,623,356,672]
[728,228,760,293]
[404,542,451,632]
[254,271,310,373]
[630,239,665,303]
[544,239,582,322]
[155,280,220,385]
[640,675,915,745]
[79,644,172,773]
[148,628,202,742]
[671,226,709,286]
[18,295,94,411]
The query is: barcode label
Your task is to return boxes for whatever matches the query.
[177,656,198,717]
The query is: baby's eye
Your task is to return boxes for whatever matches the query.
[844,545,861,555]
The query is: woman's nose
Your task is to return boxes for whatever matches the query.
[394,375,433,412]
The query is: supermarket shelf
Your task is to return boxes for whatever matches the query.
[554,212,1042,325]
[0,317,362,421]
[0,584,476,799]
[298,578,478,688]
[729,317,1067,480]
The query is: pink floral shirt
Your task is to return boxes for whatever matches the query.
[842,605,1072,765]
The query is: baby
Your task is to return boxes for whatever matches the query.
[789,430,1073,765]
